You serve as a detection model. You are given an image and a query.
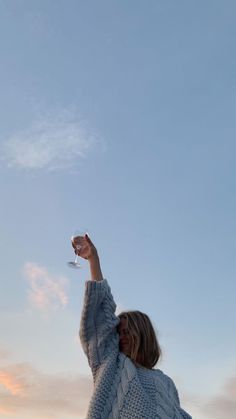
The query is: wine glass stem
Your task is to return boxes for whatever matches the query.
[75,254,79,264]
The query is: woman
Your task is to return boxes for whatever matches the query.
[73,234,192,419]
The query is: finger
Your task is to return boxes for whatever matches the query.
[72,237,83,246]
[85,234,93,245]
[74,244,82,255]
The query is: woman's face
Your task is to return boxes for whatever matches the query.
[117,317,132,356]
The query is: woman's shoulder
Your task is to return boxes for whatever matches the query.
[152,367,168,377]
[152,367,172,378]
[152,368,180,401]
[151,368,176,388]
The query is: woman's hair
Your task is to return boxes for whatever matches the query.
[117,310,162,369]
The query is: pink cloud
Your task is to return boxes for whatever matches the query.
[202,375,236,419]
[23,262,68,313]
[0,359,92,418]
[0,370,26,396]
[184,374,236,419]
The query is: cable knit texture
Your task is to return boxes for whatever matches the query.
[79,279,192,419]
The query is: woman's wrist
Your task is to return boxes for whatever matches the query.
[88,249,99,262]
[88,251,103,281]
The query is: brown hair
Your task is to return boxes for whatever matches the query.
[117,310,162,369]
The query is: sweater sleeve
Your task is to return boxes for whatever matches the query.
[79,279,120,372]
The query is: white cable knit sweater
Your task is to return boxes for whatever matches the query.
[79,278,192,419]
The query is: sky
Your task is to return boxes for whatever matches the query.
[0,1,236,418]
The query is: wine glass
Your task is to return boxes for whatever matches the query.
[67,230,87,269]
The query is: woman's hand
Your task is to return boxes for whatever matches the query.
[72,234,103,281]
[72,234,98,261]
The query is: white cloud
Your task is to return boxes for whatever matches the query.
[23,262,69,313]
[1,109,98,171]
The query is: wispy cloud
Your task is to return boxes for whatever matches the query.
[201,375,236,419]
[182,375,236,419]
[0,348,10,360]
[0,357,92,419]
[1,109,99,171]
[23,262,68,313]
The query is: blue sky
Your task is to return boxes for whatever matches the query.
[0,1,236,418]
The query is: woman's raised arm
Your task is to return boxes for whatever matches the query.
[72,234,120,373]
